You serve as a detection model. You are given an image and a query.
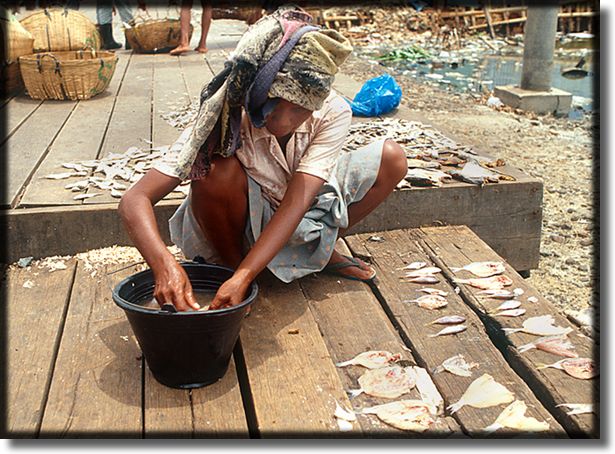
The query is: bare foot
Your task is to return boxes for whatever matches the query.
[170,44,191,56]
[325,250,375,281]
[194,46,208,53]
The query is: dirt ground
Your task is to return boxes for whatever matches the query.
[342,50,597,316]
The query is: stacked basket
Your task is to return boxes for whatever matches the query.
[1,12,35,95]
[18,8,117,100]
[124,16,192,53]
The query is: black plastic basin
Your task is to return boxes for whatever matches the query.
[112,262,258,389]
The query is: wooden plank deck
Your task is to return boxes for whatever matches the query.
[3,226,598,438]
[1,21,542,269]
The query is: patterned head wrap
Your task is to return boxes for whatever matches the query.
[171,5,352,180]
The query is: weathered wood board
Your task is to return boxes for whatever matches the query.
[5,260,77,437]
[299,241,462,437]
[178,52,211,100]
[419,225,598,438]
[19,52,132,207]
[39,263,143,437]
[0,97,43,146]
[2,99,77,207]
[239,274,355,437]
[346,230,566,438]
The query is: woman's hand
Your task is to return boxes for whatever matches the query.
[209,273,251,310]
[152,258,200,311]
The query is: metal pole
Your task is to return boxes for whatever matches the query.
[520,2,559,91]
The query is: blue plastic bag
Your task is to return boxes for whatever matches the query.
[348,73,402,117]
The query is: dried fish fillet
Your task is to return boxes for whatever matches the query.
[334,400,357,422]
[503,315,572,336]
[352,366,417,399]
[433,354,479,377]
[43,172,77,180]
[483,400,550,433]
[412,366,444,415]
[556,403,595,416]
[404,294,448,310]
[429,324,467,337]
[495,308,526,318]
[404,267,441,278]
[449,161,515,185]
[454,275,513,290]
[73,193,101,200]
[398,261,427,270]
[536,358,598,379]
[404,275,440,284]
[404,168,453,187]
[477,289,517,300]
[336,350,402,369]
[527,296,539,304]
[518,334,578,358]
[426,315,466,325]
[451,261,505,278]
[491,300,522,313]
[447,374,514,414]
[362,400,435,432]
[418,288,448,297]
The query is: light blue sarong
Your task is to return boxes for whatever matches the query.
[169,138,386,283]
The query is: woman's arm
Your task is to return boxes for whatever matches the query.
[209,171,325,309]
[119,169,200,311]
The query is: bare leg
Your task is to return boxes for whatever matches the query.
[195,1,212,53]
[190,156,248,268]
[328,139,407,280]
[170,0,193,55]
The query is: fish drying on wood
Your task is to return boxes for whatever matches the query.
[503,315,572,336]
[495,308,527,318]
[483,400,550,433]
[433,354,479,377]
[404,294,448,310]
[555,403,595,416]
[491,300,522,313]
[478,288,523,299]
[336,350,402,369]
[334,400,356,431]
[527,296,539,304]
[403,275,440,284]
[397,261,427,270]
[43,172,82,180]
[448,161,515,185]
[428,324,467,338]
[73,193,101,200]
[451,261,505,278]
[403,267,441,278]
[406,158,441,169]
[403,168,453,187]
[350,366,417,399]
[536,358,598,380]
[418,287,448,297]
[518,334,578,358]
[447,374,515,414]
[454,275,513,290]
[412,366,444,415]
[361,400,435,432]
[426,315,466,326]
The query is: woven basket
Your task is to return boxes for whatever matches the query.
[1,13,34,94]
[124,18,192,53]
[19,49,117,100]
[2,62,24,95]
[20,8,101,52]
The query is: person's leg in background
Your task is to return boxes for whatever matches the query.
[170,0,193,55]
[194,0,211,53]
[97,0,121,49]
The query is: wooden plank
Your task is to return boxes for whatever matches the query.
[345,229,566,438]
[19,51,132,207]
[82,53,155,206]
[190,357,250,437]
[39,262,143,437]
[0,97,43,146]
[1,200,180,263]
[419,225,599,438]
[6,260,77,437]
[2,99,77,207]
[239,273,354,437]
[299,240,462,437]
[179,52,214,100]
[143,368,192,439]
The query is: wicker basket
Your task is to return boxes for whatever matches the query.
[124,18,192,53]
[20,8,101,52]
[19,49,117,100]
[1,13,35,94]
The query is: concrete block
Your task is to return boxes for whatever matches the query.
[494,85,572,115]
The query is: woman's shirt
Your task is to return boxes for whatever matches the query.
[155,91,352,208]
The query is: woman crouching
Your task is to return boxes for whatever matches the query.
[119,6,407,311]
